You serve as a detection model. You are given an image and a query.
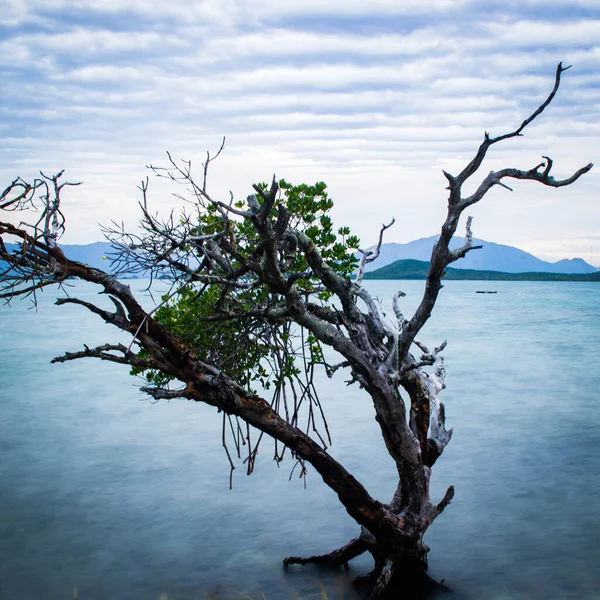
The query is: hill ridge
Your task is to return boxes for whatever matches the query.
[364,235,597,274]
[4,238,597,277]
[364,259,600,282]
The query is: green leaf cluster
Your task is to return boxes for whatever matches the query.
[131,284,273,390]
[132,180,360,391]
[278,180,360,287]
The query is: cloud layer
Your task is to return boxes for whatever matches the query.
[1,0,599,260]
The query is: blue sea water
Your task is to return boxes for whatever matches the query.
[0,280,599,599]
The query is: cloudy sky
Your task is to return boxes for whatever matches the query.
[2,0,599,262]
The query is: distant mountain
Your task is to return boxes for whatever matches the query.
[4,237,597,277]
[364,236,598,274]
[365,259,600,282]
[60,241,114,271]
[4,241,116,272]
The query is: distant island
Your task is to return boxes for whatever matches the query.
[4,238,599,280]
[362,235,597,274]
[364,259,600,282]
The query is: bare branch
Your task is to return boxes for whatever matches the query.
[355,219,395,285]
[55,296,131,329]
[491,64,571,142]
[0,177,41,211]
[432,485,455,523]
[398,63,593,363]
[451,62,573,189]
[392,290,407,327]
[283,537,368,567]
[460,159,594,209]
[448,216,483,263]
[424,353,453,462]
[140,386,193,400]
[202,137,226,193]
[51,343,159,371]
[324,360,350,378]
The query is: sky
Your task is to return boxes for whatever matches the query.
[1,0,599,263]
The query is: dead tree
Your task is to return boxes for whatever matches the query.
[0,64,592,598]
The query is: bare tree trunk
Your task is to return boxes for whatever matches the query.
[285,526,444,598]
[368,547,441,600]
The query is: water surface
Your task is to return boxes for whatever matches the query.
[1,280,599,599]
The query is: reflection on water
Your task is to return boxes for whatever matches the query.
[1,280,599,599]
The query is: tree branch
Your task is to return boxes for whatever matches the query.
[397,63,593,362]
[460,159,594,209]
[452,62,573,189]
[448,216,483,263]
[51,343,159,371]
[355,219,395,285]
[283,536,368,568]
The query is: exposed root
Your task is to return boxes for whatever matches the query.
[283,536,368,569]
[285,537,452,599]
[353,564,382,588]
[369,558,449,600]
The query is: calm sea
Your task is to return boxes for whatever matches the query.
[1,280,599,600]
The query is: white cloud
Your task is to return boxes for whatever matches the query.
[0,1,598,260]
[487,19,600,47]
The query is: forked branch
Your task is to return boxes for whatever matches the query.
[398,62,593,361]
[452,62,573,191]
[460,158,594,209]
[355,219,395,285]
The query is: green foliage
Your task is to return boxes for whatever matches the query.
[132,179,360,391]
[235,180,359,296]
[279,180,360,284]
[131,285,272,389]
